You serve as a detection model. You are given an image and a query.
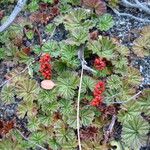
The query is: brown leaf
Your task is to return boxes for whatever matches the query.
[89,30,99,40]
[41,80,56,90]
[82,0,106,15]
[0,10,4,20]
[22,47,31,55]
[0,119,15,138]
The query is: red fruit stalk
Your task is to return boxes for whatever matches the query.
[39,54,52,79]
[94,57,106,70]
[90,81,105,107]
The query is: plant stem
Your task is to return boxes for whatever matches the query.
[77,61,84,150]
[0,0,28,32]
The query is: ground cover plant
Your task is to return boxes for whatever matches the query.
[0,0,150,150]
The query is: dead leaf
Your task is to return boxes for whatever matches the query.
[41,80,56,90]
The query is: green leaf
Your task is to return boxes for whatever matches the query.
[48,138,61,150]
[81,107,95,126]
[106,75,123,90]
[28,0,39,12]
[42,40,60,58]
[60,43,80,68]
[66,27,88,46]
[42,0,53,3]
[118,101,141,124]
[41,101,59,113]
[66,111,77,129]
[54,121,77,145]
[122,117,149,149]
[0,48,5,60]
[137,89,150,115]
[0,138,24,150]
[67,107,95,128]
[126,67,142,86]
[28,117,40,132]
[0,85,15,104]
[30,132,46,146]
[17,101,36,118]
[53,60,68,74]
[38,89,57,105]
[39,115,53,127]
[25,30,34,40]
[60,99,74,116]
[97,14,114,31]
[63,8,91,30]
[87,37,116,60]
[81,76,96,93]
[56,72,79,99]
[15,78,40,102]
[45,24,56,34]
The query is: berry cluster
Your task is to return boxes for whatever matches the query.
[94,57,106,70]
[39,54,52,79]
[90,81,105,106]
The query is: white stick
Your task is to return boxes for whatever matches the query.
[0,0,27,32]
[77,61,84,150]
[112,8,150,23]
[121,0,150,14]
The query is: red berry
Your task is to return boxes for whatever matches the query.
[39,53,52,79]
[94,57,106,71]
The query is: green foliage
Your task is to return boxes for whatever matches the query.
[137,89,150,116]
[28,117,40,132]
[38,89,57,105]
[87,36,116,59]
[60,99,74,116]
[81,76,96,93]
[56,72,79,99]
[28,0,39,12]
[80,107,95,126]
[97,14,114,31]
[48,138,60,150]
[0,85,15,104]
[0,138,24,150]
[66,27,89,46]
[122,117,149,149]
[30,132,46,146]
[66,107,95,128]
[17,101,36,118]
[132,26,150,57]
[0,48,5,60]
[62,8,92,31]
[15,78,40,102]
[60,43,80,68]
[54,121,77,148]
[42,40,60,58]
[117,101,141,124]
[106,75,122,90]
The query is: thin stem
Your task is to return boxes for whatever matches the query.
[77,61,84,150]
[104,115,116,144]
[0,0,28,32]
[112,8,150,23]
[108,91,142,104]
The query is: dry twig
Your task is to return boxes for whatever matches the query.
[0,0,27,32]
[104,115,117,144]
[77,61,84,150]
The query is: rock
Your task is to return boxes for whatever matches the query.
[41,80,56,90]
